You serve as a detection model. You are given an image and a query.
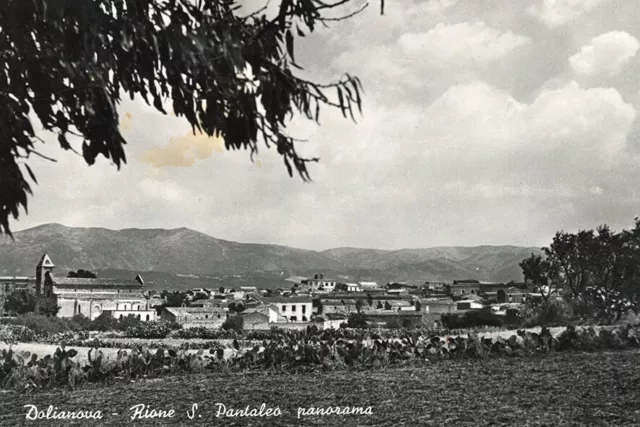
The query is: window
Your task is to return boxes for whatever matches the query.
[302,305,307,313]
[205,315,209,319]
[302,316,307,321]
[292,305,297,312]
[290,316,297,321]
[217,314,221,318]
[146,315,150,321]
[281,305,286,312]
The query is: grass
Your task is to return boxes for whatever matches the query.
[1,350,640,426]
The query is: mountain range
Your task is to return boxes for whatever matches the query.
[0,224,541,290]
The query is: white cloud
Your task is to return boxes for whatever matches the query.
[10,0,640,251]
[398,22,531,67]
[569,31,640,77]
[529,0,608,27]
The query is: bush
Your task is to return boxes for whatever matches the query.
[521,298,575,328]
[0,325,37,343]
[346,313,368,329]
[441,310,504,329]
[90,313,120,332]
[124,321,172,338]
[221,317,241,332]
[175,326,219,339]
[1,314,83,336]
[70,314,92,330]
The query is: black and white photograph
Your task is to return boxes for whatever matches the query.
[1,0,640,425]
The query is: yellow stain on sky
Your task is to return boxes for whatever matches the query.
[120,112,133,131]
[139,131,225,168]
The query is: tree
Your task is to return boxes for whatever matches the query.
[519,253,557,301]
[68,269,98,278]
[3,290,36,314]
[39,298,60,317]
[521,219,640,321]
[160,291,189,307]
[0,0,370,236]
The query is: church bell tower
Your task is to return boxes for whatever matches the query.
[36,253,55,298]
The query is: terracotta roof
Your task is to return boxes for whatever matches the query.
[163,307,226,316]
[261,296,312,304]
[49,273,142,288]
[55,293,146,300]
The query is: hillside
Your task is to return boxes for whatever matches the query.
[0,224,541,290]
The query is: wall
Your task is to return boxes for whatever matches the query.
[111,310,157,322]
[277,302,313,322]
[181,319,225,329]
[271,321,311,331]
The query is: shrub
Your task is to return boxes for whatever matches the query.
[441,310,504,329]
[90,313,120,332]
[221,317,241,332]
[70,314,92,330]
[117,315,143,332]
[3,314,80,335]
[175,326,219,339]
[521,298,575,328]
[0,325,37,343]
[124,321,172,339]
[346,313,368,329]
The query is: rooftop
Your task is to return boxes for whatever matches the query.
[48,273,143,288]
[260,296,312,304]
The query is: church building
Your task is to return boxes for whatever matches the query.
[36,254,157,321]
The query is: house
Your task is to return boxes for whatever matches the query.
[365,311,424,328]
[302,274,338,292]
[418,298,456,314]
[239,305,284,330]
[456,297,484,311]
[189,299,227,309]
[35,254,155,321]
[260,296,313,322]
[386,288,409,295]
[315,294,364,315]
[335,283,361,293]
[449,281,510,298]
[359,281,379,290]
[160,306,227,328]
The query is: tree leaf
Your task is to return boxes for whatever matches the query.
[286,30,294,61]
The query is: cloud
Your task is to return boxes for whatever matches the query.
[11,0,640,252]
[398,22,531,67]
[529,0,608,27]
[138,131,225,168]
[569,31,640,77]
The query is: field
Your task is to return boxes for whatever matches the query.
[1,350,639,426]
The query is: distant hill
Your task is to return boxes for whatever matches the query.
[0,224,541,290]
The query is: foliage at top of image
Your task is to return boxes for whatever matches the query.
[0,0,371,236]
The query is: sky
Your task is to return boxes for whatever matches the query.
[12,0,640,251]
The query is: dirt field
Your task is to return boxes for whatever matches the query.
[1,350,639,426]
